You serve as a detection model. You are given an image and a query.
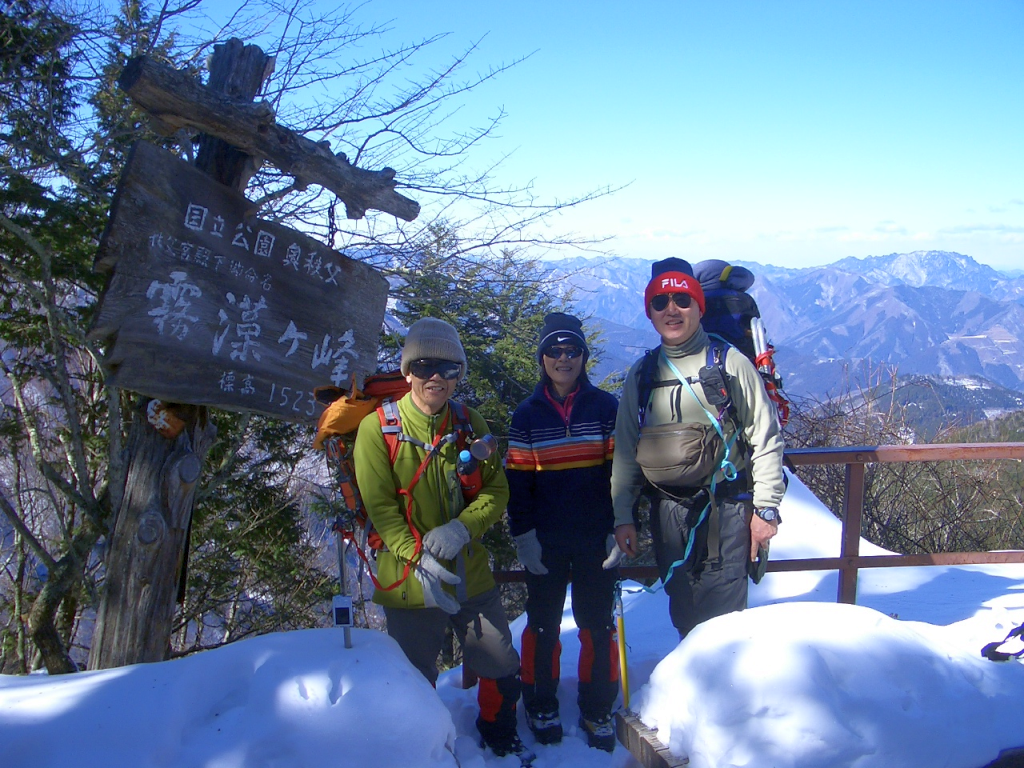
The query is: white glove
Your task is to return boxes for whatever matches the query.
[422,519,471,561]
[514,530,548,575]
[602,533,625,570]
[416,552,462,614]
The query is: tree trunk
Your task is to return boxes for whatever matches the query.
[9,537,28,675]
[31,530,101,674]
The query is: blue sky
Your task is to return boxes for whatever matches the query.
[370,0,1024,270]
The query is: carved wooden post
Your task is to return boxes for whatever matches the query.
[89,40,273,669]
[88,406,214,666]
[194,37,275,191]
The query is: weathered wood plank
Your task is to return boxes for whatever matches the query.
[786,443,1024,465]
[89,141,388,423]
[615,711,688,768]
[118,53,420,221]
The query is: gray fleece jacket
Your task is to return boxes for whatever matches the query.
[610,327,786,527]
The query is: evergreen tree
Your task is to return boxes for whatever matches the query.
[1,0,119,674]
[173,414,336,654]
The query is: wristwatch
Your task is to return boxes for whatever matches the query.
[755,507,781,524]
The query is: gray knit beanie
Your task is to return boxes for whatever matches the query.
[400,318,467,379]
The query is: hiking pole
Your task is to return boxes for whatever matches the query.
[615,581,630,711]
[325,436,355,649]
[750,316,791,427]
[333,517,353,649]
[751,317,770,374]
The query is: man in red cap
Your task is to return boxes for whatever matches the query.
[608,258,786,639]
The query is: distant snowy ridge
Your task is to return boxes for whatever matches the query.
[541,251,1024,403]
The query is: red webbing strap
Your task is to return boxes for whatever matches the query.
[369,407,453,592]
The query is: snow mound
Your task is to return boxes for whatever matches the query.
[636,601,1024,768]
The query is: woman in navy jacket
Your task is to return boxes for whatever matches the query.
[505,312,620,752]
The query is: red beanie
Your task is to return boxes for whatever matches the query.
[644,271,706,317]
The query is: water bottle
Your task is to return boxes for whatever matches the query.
[457,449,478,476]
[457,449,482,500]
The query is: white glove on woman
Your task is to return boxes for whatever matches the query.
[514,529,549,575]
[602,533,625,570]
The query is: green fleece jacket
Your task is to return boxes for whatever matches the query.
[610,327,786,527]
[353,394,509,609]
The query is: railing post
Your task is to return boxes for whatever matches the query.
[838,461,865,604]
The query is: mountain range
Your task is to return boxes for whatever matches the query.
[539,251,1024,409]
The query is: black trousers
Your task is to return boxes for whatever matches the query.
[521,534,619,721]
[650,491,752,639]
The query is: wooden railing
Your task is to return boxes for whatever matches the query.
[493,443,1024,605]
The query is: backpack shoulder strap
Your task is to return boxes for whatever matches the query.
[449,400,471,429]
[448,400,476,450]
[377,397,403,465]
[636,345,662,427]
[700,340,740,425]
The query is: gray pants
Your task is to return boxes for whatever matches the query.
[651,493,752,639]
[384,586,520,684]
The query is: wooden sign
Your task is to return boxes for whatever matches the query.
[89,141,389,423]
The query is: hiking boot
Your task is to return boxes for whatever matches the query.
[526,708,563,745]
[481,731,536,763]
[578,712,616,752]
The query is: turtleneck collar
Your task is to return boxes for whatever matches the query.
[662,326,709,358]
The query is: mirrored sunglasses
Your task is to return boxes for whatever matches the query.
[408,358,462,380]
[649,293,692,312]
[542,344,584,360]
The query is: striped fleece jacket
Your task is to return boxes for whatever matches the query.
[505,379,618,541]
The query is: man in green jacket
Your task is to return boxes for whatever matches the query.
[353,317,528,761]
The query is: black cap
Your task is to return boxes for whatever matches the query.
[537,312,589,363]
[651,257,695,280]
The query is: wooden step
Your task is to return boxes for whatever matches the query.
[614,711,1024,767]
[615,710,688,768]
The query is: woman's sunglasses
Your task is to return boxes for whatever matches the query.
[408,358,462,380]
[649,293,692,312]
[542,345,584,360]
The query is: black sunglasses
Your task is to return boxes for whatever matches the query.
[542,344,584,360]
[649,293,692,312]
[408,358,462,380]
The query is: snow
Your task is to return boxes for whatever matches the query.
[4,473,1024,768]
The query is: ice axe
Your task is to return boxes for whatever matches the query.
[616,581,630,709]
